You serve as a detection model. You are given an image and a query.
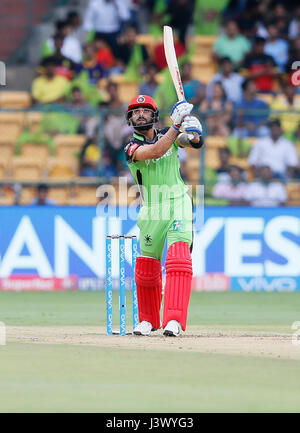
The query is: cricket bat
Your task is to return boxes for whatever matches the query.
[164,26,200,144]
[163,25,185,101]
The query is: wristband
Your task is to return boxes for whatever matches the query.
[172,124,180,131]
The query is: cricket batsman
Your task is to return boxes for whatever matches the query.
[124,95,203,336]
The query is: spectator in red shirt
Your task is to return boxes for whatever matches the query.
[94,34,115,70]
[153,36,185,71]
[241,36,278,93]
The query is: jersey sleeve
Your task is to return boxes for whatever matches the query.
[124,139,143,164]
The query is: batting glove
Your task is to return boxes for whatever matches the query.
[170,100,193,130]
[181,115,202,138]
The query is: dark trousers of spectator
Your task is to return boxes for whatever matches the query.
[95,31,120,57]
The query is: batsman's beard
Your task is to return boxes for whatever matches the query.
[131,118,154,131]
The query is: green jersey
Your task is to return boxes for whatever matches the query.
[124,128,188,204]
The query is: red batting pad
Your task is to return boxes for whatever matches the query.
[135,256,162,329]
[162,241,193,331]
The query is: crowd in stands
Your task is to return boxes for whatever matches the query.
[6,0,300,206]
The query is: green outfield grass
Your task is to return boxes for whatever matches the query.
[0,291,299,331]
[0,291,300,412]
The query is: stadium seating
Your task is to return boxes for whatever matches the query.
[136,34,156,56]
[109,74,139,103]
[48,185,71,205]
[69,185,98,206]
[0,142,14,163]
[54,134,85,166]
[12,157,44,181]
[205,136,227,148]
[286,183,300,206]
[0,91,31,109]
[21,142,50,164]
[0,161,8,180]
[0,112,24,145]
[26,112,43,133]
[47,158,76,180]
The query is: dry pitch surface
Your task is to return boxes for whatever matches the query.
[7,325,299,360]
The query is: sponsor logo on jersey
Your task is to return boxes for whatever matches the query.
[172,220,183,232]
[144,234,152,246]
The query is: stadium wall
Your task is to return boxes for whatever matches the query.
[0,206,299,292]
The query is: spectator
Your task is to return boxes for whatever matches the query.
[79,136,100,177]
[83,0,130,57]
[212,165,247,205]
[139,63,159,98]
[206,57,244,103]
[264,22,289,72]
[65,87,98,138]
[212,19,251,66]
[200,82,233,136]
[216,147,232,181]
[75,43,106,86]
[153,35,185,71]
[273,2,290,39]
[233,78,269,137]
[241,36,278,93]
[100,81,126,170]
[270,82,300,137]
[118,26,149,80]
[248,119,299,179]
[66,10,85,44]
[289,5,300,39]
[94,34,115,70]
[181,61,205,105]
[32,58,69,105]
[30,184,56,206]
[42,21,82,64]
[43,33,77,80]
[193,0,229,36]
[245,165,288,206]
[118,26,149,66]
[166,0,195,45]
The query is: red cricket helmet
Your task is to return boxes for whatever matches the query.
[126,95,159,127]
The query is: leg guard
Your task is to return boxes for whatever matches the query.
[135,256,162,330]
[162,241,193,331]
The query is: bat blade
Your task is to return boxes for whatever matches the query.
[163,25,185,101]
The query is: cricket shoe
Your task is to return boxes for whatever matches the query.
[163,320,182,337]
[133,321,153,336]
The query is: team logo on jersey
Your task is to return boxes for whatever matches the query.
[172,220,183,232]
[137,95,145,103]
[144,234,152,246]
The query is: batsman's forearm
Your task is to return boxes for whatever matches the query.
[151,126,179,158]
[133,126,179,161]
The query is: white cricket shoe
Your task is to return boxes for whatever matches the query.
[163,320,182,337]
[133,321,153,336]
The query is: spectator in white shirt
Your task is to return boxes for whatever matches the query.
[248,119,299,180]
[212,165,247,205]
[288,5,300,39]
[245,166,288,207]
[83,0,130,57]
[206,57,244,104]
